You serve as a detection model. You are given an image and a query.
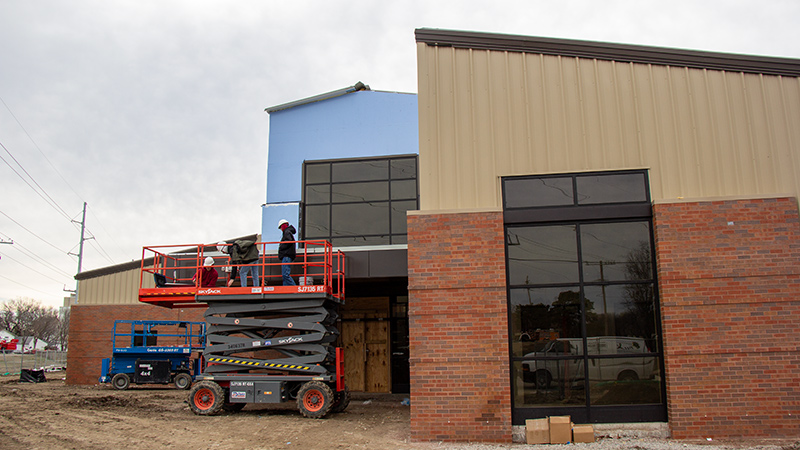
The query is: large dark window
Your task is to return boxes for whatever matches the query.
[303,155,418,247]
[503,170,666,424]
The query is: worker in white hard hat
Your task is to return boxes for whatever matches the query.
[192,256,219,287]
[278,219,297,286]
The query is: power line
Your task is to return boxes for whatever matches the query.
[0,140,72,221]
[1,96,122,267]
[0,251,69,284]
[87,204,125,260]
[0,231,73,278]
[0,95,84,202]
[85,237,115,265]
[0,210,70,254]
[0,273,57,298]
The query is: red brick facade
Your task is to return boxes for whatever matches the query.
[67,304,205,385]
[407,211,511,443]
[66,197,800,441]
[653,197,800,439]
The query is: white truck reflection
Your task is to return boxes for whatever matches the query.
[521,337,655,389]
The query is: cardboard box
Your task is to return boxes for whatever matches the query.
[572,423,595,443]
[525,418,549,444]
[549,416,572,444]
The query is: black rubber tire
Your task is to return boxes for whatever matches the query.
[174,373,192,390]
[111,373,130,390]
[331,386,351,414]
[618,370,639,381]
[297,381,334,419]
[535,370,552,390]
[189,381,225,415]
[222,402,246,413]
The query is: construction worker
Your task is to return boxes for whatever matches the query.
[193,256,218,287]
[278,219,297,286]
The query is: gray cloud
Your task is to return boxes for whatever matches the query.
[1,0,798,306]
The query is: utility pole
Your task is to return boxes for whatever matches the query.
[77,202,87,275]
[0,239,12,262]
[67,202,88,304]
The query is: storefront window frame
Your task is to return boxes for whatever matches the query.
[502,169,667,425]
[302,155,418,246]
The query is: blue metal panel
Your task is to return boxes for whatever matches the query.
[261,203,299,252]
[262,89,418,241]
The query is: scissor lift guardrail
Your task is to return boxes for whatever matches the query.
[137,240,348,418]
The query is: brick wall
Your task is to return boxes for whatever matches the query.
[67,304,205,385]
[408,211,511,443]
[653,197,800,439]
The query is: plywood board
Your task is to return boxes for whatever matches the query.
[366,320,390,392]
[342,321,365,392]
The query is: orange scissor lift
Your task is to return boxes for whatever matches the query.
[138,240,349,418]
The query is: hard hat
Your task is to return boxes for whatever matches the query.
[203,256,215,267]
[216,241,227,253]
[278,219,289,228]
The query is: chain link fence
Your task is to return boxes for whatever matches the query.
[0,350,67,376]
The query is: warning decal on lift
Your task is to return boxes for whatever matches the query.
[207,357,312,371]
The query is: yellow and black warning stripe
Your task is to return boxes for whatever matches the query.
[207,357,310,371]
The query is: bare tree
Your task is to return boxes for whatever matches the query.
[0,298,37,337]
[32,308,60,350]
[56,307,70,351]
[0,298,63,351]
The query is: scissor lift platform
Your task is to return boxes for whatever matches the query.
[137,240,349,418]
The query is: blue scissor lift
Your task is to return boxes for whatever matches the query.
[99,320,205,390]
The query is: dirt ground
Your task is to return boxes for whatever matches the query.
[1,372,797,450]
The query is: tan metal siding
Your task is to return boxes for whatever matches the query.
[417,43,800,210]
[77,266,152,305]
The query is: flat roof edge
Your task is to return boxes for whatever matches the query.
[415,28,800,77]
[265,81,370,114]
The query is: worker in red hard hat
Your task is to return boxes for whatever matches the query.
[278,219,297,286]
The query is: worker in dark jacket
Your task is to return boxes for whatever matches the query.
[278,219,297,286]
[218,239,260,287]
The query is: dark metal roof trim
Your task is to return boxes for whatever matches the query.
[415,29,800,77]
[265,81,370,114]
[75,258,152,280]
[75,234,259,281]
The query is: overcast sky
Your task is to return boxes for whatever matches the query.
[1,0,799,308]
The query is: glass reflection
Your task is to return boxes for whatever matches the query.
[583,284,657,352]
[391,179,417,200]
[391,158,416,179]
[305,185,330,204]
[331,182,388,203]
[305,163,330,184]
[504,177,574,208]
[507,226,578,285]
[391,200,416,235]
[332,160,388,182]
[576,172,648,204]
[509,287,581,357]
[304,205,330,238]
[331,203,389,236]
[330,235,390,246]
[588,356,662,405]
[513,360,586,407]
[581,222,652,282]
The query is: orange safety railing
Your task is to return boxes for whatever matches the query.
[138,240,345,309]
